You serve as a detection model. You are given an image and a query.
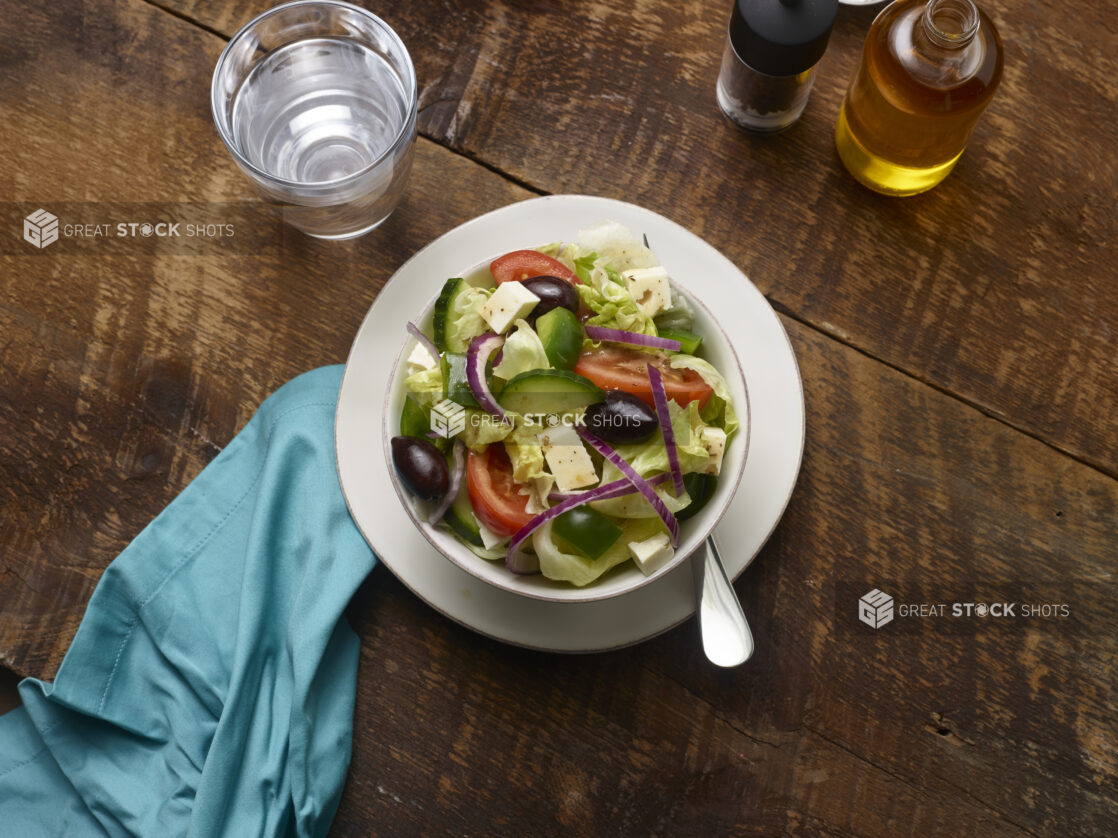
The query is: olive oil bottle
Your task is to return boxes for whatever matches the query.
[835,0,1003,196]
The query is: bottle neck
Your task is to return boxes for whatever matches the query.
[921,0,980,49]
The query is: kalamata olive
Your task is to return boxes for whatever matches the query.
[522,275,579,320]
[391,436,450,500]
[584,390,659,444]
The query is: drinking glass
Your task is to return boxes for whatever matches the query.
[211,1,417,239]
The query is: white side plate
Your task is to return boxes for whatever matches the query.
[336,195,805,652]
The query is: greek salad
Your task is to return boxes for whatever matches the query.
[390,221,739,586]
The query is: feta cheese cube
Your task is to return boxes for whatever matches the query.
[405,341,437,376]
[698,426,727,475]
[621,266,672,317]
[480,282,539,334]
[539,425,598,492]
[628,533,675,576]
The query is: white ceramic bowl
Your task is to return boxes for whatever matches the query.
[383,257,750,603]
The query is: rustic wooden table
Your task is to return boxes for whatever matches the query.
[2,0,1116,834]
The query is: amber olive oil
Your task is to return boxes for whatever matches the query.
[835,0,1003,196]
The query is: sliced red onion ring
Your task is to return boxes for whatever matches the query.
[577,428,680,546]
[429,440,465,525]
[547,472,670,503]
[648,365,684,496]
[584,325,681,351]
[407,321,439,362]
[466,333,509,421]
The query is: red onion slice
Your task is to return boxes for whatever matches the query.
[407,321,439,362]
[429,440,465,525]
[648,365,685,496]
[584,325,681,351]
[577,428,680,546]
[466,333,509,421]
[547,472,670,503]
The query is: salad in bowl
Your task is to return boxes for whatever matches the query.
[387,221,745,593]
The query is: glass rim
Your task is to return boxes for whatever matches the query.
[210,0,418,192]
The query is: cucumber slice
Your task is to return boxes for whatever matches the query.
[535,307,583,369]
[443,480,483,547]
[499,369,603,416]
[441,353,479,408]
[656,327,702,355]
[433,277,468,353]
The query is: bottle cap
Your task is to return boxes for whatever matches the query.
[729,0,838,77]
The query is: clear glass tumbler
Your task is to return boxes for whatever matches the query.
[211,1,417,239]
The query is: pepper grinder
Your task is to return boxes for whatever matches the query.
[716,0,838,134]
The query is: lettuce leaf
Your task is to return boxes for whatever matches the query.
[445,285,492,353]
[576,271,658,336]
[456,409,513,449]
[493,318,550,381]
[402,365,443,410]
[577,221,658,273]
[609,400,712,476]
[503,436,546,483]
[653,292,695,332]
[589,463,692,518]
[669,355,739,437]
[532,516,665,586]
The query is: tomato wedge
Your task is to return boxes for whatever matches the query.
[466,445,535,537]
[490,250,580,285]
[574,346,713,411]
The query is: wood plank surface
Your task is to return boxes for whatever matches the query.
[1,0,1115,835]
[161,0,1118,478]
[336,313,1117,836]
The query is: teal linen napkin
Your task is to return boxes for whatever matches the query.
[0,365,375,837]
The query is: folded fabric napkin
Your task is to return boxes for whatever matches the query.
[0,365,375,837]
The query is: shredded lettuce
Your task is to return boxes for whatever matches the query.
[493,319,551,381]
[669,355,739,438]
[576,272,658,336]
[532,516,665,586]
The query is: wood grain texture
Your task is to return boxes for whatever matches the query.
[1,0,1115,836]
[0,0,529,674]
[334,314,1116,836]
[161,0,1118,477]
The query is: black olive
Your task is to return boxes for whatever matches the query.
[584,390,659,444]
[522,275,579,320]
[391,436,450,500]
